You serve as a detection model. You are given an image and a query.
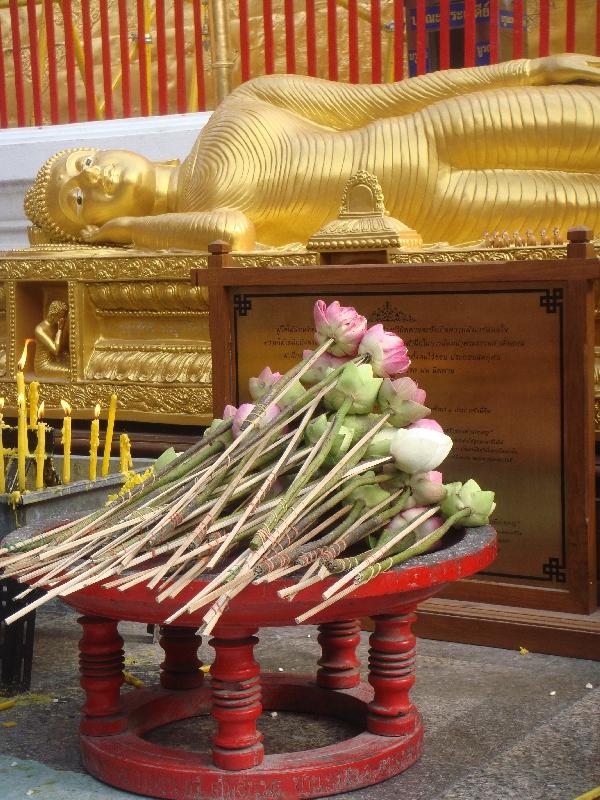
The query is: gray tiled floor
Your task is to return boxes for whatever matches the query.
[0,601,598,800]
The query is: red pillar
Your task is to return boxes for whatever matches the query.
[317,619,361,689]
[159,626,204,690]
[367,611,418,737]
[78,617,127,736]
[209,626,263,770]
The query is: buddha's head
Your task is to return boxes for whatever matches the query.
[24,148,162,243]
[46,300,68,325]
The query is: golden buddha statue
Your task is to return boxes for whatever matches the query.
[24,53,600,251]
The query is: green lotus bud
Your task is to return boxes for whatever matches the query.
[364,425,396,459]
[343,414,380,443]
[324,362,383,415]
[305,413,329,446]
[203,418,233,445]
[350,484,391,508]
[279,379,307,409]
[440,479,496,526]
[378,377,431,427]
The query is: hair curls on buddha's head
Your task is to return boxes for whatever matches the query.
[24,148,95,243]
[46,300,68,324]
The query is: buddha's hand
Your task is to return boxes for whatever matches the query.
[530,53,600,85]
[80,219,134,245]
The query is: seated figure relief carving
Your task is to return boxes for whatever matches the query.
[23,53,600,252]
[34,300,70,376]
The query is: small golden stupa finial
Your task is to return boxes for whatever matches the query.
[307,171,422,254]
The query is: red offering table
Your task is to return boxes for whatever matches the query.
[58,525,496,800]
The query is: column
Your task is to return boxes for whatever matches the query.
[316,619,361,689]
[209,626,263,770]
[159,625,204,690]
[367,611,418,736]
[78,616,126,736]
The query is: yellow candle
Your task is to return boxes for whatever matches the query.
[0,398,5,494]
[28,381,39,428]
[61,400,72,485]
[89,403,101,481]
[17,393,27,492]
[35,401,46,491]
[16,339,30,406]
[119,433,132,475]
[101,393,118,477]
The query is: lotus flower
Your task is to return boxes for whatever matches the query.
[350,484,391,508]
[440,479,496,526]
[409,418,444,433]
[376,506,444,553]
[364,425,397,459]
[203,417,234,446]
[409,470,447,505]
[232,402,280,439]
[300,350,348,387]
[378,377,430,427]
[324,362,383,415]
[314,300,368,357]
[390,426,453,473]
[248,367,282,400]
[305,414,354,464]
[358,324,410,378]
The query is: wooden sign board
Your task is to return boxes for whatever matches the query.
[196,249,598,629]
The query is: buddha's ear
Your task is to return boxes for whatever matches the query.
[157,159,181,167]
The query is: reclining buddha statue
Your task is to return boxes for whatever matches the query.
[25,53,600,251]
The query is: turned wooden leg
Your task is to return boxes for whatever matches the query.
[159,625,204,690]
[78,616,127,736]
[367,611,418,737]
[316,619,361,689]
[209,626,263,770]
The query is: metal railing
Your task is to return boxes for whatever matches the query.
[0,0,597,128]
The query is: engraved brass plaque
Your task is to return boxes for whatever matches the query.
[232,286,564,587]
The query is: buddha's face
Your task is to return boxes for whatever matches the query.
[50,149,157,231]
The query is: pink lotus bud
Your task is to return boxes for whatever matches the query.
[232,402,281,438]
[378,377,430,426]
[222,404,237,420]
[358,324,410,378]
[410,418,444,433]
[301,349,349,386]
[390,426,453,474]
[314,300,368,357]
[409,471,448,505]
[248,366,282,401]
[401,506,445,540]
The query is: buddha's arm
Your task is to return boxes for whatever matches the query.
[230,53,600,129]
[34,321,63,356]
[81,209,255,252]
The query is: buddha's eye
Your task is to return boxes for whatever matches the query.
[74,189,84,215]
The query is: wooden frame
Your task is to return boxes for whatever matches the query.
[193,236,599,651]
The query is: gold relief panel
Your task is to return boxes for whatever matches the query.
[0,249,213,426]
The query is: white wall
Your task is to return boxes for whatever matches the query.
[0,112,211,250]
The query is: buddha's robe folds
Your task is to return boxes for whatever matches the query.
[98,59,600,249]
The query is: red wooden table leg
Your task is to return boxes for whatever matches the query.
[316,618,361,689]
[367,610,418,737]
[209,625,263,771]
[159,625,204,690]
[78,616,127,736]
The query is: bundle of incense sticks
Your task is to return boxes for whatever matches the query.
[0,301,495,634]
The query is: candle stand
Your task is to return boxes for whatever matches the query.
[53,525,496,800]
